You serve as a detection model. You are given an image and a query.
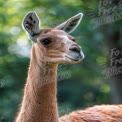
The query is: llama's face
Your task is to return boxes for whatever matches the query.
[34,29,84,64]
[22,12,84,64]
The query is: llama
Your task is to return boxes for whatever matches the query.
[15,12,122,122]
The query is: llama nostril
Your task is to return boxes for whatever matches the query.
[69,46,80,53]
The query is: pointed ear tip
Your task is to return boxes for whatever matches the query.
[22,11,39,23]
[78,13,84,17]
[26,11,37,15]
[23,11,37,18]
[22,11,39,31]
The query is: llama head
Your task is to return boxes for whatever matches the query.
[22,11,84,64]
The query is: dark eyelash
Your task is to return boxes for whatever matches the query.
[72,38,76,42]
[68,36,76,42]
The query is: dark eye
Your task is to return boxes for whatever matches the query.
[40,38,52,45]
[68,36,76,42]
[72,38,76,42]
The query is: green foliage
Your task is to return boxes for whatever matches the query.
[0,0,121,121]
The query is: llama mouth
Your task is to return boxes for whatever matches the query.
[65,55,80,62]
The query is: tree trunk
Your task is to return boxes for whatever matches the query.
[107,30,122,104]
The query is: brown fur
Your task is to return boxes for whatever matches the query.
[60,105,122,122]
[15,29,122,122]
[15,45,59,122]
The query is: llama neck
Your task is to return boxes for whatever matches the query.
[15,46,59,122]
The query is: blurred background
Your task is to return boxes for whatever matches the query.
[0,0,122,121]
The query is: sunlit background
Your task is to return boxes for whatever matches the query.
[0,0,122,121]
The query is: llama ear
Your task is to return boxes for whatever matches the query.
[22,11,41,41]
[55,13,83,33]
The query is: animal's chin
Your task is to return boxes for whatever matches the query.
[64,55,82,63]
[45,55,83,64]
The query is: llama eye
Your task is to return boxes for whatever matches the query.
[68,36,76,42]
[40,38,52,45]
[72,38,76,42]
